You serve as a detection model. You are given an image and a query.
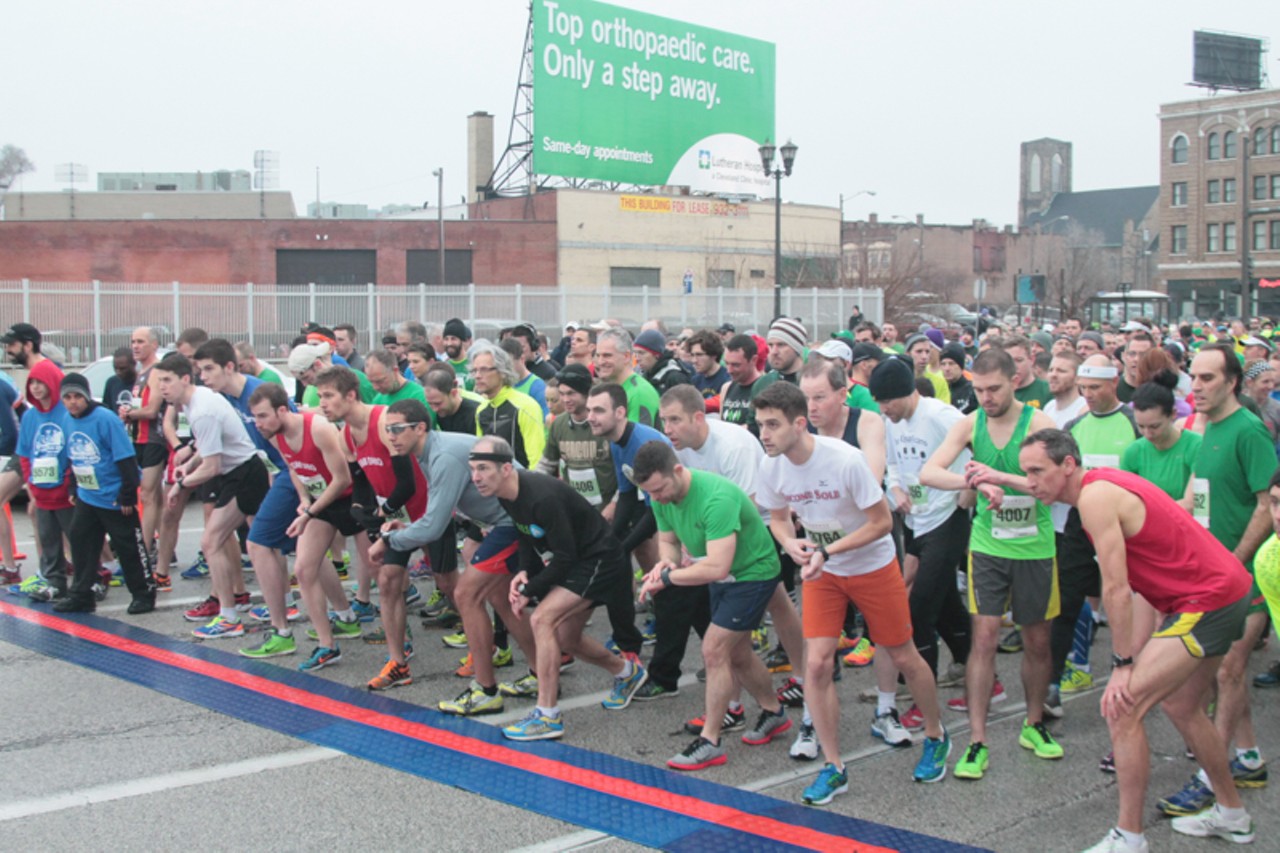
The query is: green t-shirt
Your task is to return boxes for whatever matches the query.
[301,368,376,408]
[372,379,427,408]
[969,404,1055,559]
[258,365,285,386]
[652,470,780,583]
[622,372,660,428]
[845,382,881,414]
[1195,407,1276,565]
[1121,429,1201,500]
[1014,377,1051,410]
[1066,408,1138,470]
[449,358,474,392]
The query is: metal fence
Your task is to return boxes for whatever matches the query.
[0,280,884,365]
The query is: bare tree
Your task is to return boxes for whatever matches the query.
[1039,221,1117,319]
[0,145,35,191]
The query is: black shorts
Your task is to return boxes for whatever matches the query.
[312,495,363,538]
[208,456,269,517]
[134,442,168,469]
[709,577,780,631]
[558,554,632,607]
[1,453,20,475]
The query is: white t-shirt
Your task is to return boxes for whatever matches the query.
[1043,396,1086,531]
[675,419,764,498]
[185,386,258,469]
[885,396,968,536]
[756,435,896,577]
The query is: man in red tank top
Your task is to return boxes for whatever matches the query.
[1019,428,1255,851]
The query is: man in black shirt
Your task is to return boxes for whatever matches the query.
[470,436,649,742]
[423,363,479,435]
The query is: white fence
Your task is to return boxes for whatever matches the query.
[0,280,884,365]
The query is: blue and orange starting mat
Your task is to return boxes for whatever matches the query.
[0,599,989,852]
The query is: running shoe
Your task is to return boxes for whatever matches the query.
[403,583,422,607]
[299,646,342,672]
[937,661,967,688]
[0,568,20,586]
[601,662,648,710]
[1230,756,1268,788]
[750,626,768,651]
[307,617,362,641]
[667,737,726,771]
[954,742,989,780]
[127,596,155,615]
[684,707,746,735]
[900,704,925,732]
[408,558,432,580]
[946,678,1006,712]
[106,563,123,587]
[801,763,849,806]
[10,574,49,599]
[498,673,539,698]
[249,604,302,623]
[858,683,913,703]
[183,595,220,622]
[1059,662,1094,694]
[502,709,564,741]
[1158,775,1215,815]
[1253,661,1280,688]
[871,708,912,747]
[234,591,252,612]
[842,636,875,667]
[241,552,255,572]
[1043,684,1064,719]
[420,587,447,615]
[914,728,952,783]
[763,645,791,673]
[191,616,245,639]
[776,677,805,708]
[367,659,412,691]
[633,681,679,701]
[239,629,297,659]
[423,608,460,629]
[997,628,1023,653]
[181,553,209,580]
[642,616,657,645]
[51,595,94,613]
[350,599,379,623]
[441,630,468,649]
[1082,828,1149,853]
[92,581,109,602]
[153,573,172,593]
[1170,803,1254,844]
[742,708,791,745]
[1098,751,1116,774]
[363,626,389,645]
[790,723,819,761]
[438,682,503,715]
[1018,719,1064,759]
[455,647,514,678]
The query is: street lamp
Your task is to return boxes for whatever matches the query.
[760,138,798,319]
[432,168,445,285]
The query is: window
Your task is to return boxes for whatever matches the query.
[708,269,735,289]
[1207,180,1220,204]
[1223,178,1237,203]
[1223,130,1237,159]
[1257,127,1268,155]
[1051,153,1064,192]
[1256,176,1269,200]
[1272,220,1280,250]
[1254,220,1268,251]
[1207,132,1220,160]
[1172,135,1189,164]
[1207,224,1220,252]
[1029,153,1041,193]
[609,267,660,288]
[1273,125,1280,155]
[1171,225,1188,254]
[1171,182,1187,206]
[1273,175,1280,199]
[1223,223,1237,252]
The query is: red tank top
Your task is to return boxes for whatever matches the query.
[275,412,352,500]
[1081,468,1251,613]
[343,405,427,520]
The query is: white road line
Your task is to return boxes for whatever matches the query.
[0,747,341,822]
[13,525,207,550]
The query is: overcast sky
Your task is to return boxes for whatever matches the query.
[10,0,1279,226]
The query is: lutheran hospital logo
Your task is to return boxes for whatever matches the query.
[698,149,711,170]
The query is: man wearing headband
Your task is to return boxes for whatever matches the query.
[468,436,647,741]
[921,347,1061,780]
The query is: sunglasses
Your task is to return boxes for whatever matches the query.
[385,421,425,435]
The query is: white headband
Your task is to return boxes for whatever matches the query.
[1077,364,1118,379]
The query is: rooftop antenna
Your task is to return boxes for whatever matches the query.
[54,162,87,219]
[253,149,279,218]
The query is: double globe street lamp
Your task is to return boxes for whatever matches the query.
[759,138,798,319]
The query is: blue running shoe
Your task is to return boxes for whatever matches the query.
[298,646,342,672]
[1158,775,1215,816]
[403,584,422,607]
[802,763,849,806]
[350,599,379,623]
[601,661,649,710]
[181,553,209,580]
[641,616,657,645]
[914,728,952,783]
[503,709,564,741]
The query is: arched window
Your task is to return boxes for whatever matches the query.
[1207,132,1220,160]
[1051,153,1064,192]
[1255,127,1267,155]
[1223,130,1237,159]
[1029,153,1041,193]
[1171,135,1188,164]
[1272,125,1280,155]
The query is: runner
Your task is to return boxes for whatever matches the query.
[441,318,473,387]
[754,381,951,802]
[118,326,168,562]
[719,334,778,436]
[538,363,617,514]
[469,341,545,469]
[13,359,73,599]
[765,318,807,384]
[1019,430,1255,852]
[920,347,1062,780]
[594,328,659,427]
[467,436,648,740]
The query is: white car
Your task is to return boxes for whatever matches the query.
[79,355,296,401]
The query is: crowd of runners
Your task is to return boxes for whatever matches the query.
[2,308,1279,850]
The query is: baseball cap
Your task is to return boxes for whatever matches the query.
[0,323,41,346]
[850,342,886,365]
[814,340,853,364]
[717,322,736,334]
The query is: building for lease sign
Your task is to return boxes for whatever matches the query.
[534,0,775,194]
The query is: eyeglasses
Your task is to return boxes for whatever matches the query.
[385,421,425,435]
[471,366,498,375]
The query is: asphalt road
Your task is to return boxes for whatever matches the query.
[1,504,1276,852]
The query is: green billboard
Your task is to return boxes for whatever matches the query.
[533,0,775,194]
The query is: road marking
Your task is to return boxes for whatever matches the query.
[0,747,341,822]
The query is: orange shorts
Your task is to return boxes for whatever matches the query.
[802,559,913,647]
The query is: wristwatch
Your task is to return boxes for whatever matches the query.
[303,506,314,519]
[1111,653,1134,668]
[817,544,831,561]
[660,567,673,588]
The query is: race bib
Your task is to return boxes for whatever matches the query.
[1192,478,1210,528]
[566,466,602,506]
[31,457,59,486]
[72,464,100,491]
[1081,454,1119,471]
[991,495,1037,540]
[903,474,928,512]
[805,518,846,549]
[376,495,410,523]
[298,472,326,497]
[176,411,191,439]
